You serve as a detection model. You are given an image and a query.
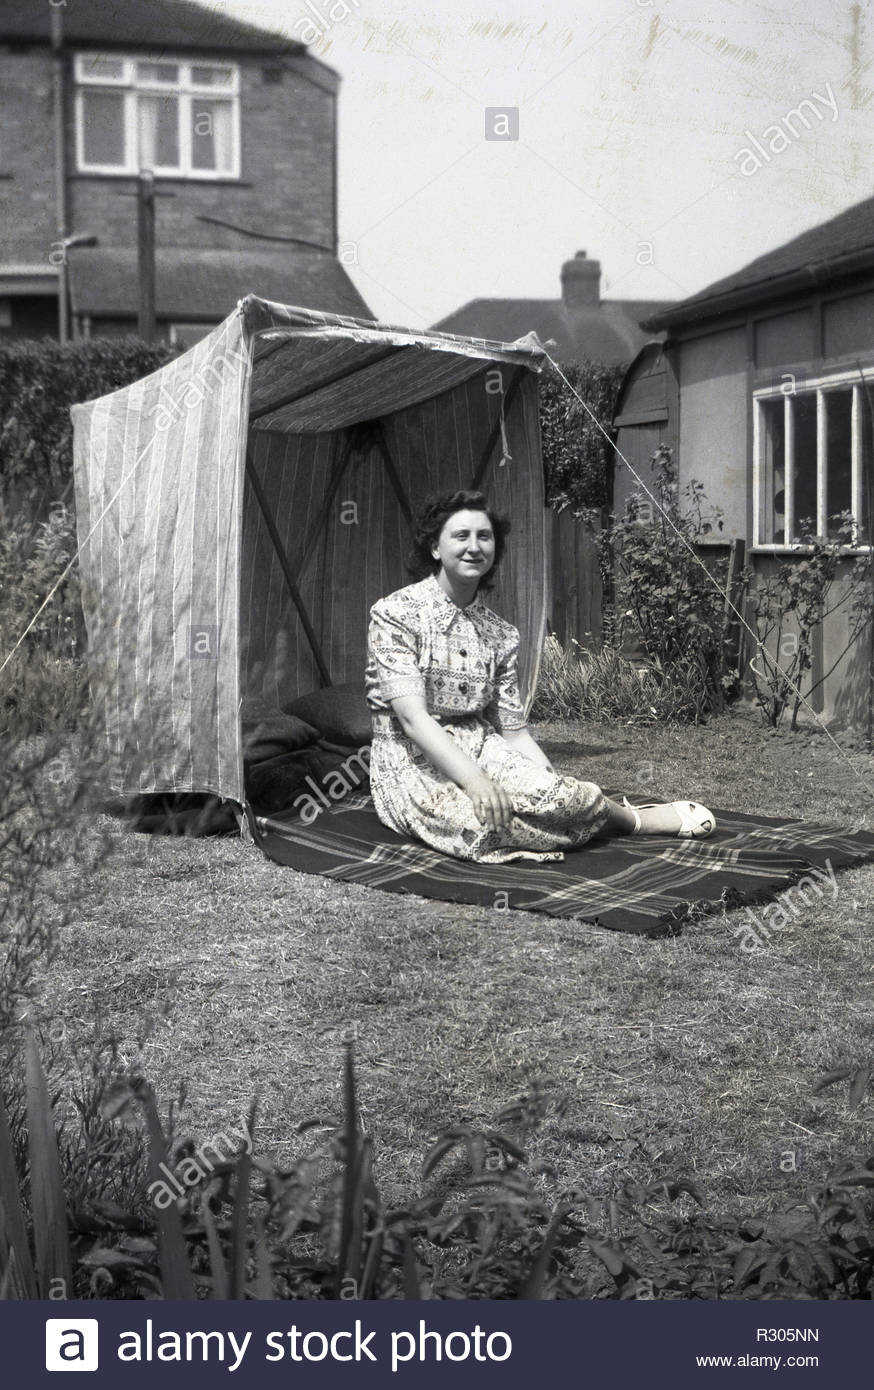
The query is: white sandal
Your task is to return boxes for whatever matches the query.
[622,797,716,838]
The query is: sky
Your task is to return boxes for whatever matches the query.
[210,0,872,327]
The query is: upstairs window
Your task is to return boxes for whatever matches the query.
[753,370,874,548]
[74,53,240,178]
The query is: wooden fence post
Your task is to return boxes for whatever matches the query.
[547,508,602,650]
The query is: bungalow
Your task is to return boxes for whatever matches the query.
[613,194,874,725]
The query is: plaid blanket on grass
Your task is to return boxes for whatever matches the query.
[248,796,874,937]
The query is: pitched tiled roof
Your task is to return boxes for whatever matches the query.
[645,194,874,330]
[66,247,373,320]
[432,297,673,366]
[0,0,303,56]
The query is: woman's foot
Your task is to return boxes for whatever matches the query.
[618,797,716,838]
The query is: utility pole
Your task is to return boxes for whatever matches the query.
[137,169,156,342]
[51,5,69,342]
[119,175,170,340]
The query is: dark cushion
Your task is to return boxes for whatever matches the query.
[242,712,320,765]
[246,745,370,815]
[283,682,372,747]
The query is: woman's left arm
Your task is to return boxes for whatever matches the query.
[501,725,554,771]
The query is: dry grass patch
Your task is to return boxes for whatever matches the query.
[28,707,874,1229]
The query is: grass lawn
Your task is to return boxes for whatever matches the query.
[32,705,874,1228]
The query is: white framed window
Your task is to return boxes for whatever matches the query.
[74,52,240,179]
[753,367,874,549]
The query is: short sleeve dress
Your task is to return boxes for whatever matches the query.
[365,574,609,863]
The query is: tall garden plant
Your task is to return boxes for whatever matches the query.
[744,518,873,730]
[597,445,738,717]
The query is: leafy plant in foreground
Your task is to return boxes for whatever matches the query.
[2,1035,873,1300]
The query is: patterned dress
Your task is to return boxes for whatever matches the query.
[365,574,609,863]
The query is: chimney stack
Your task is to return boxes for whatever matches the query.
[561,250,601,309]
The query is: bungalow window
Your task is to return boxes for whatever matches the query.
[74,53,240,178]
[754,373,874,547]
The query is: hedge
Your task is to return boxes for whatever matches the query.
[538,359,627,518]
[0,337,179,508]
[1,338,626,522]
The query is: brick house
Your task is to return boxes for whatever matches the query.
[0,0,370,341]
[613,194,874,724]
[433,251,673,366]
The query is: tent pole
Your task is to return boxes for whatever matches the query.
[290,427,360,582]
[245,452,333,688]
[472,366,527,490]
[288,422,411,599]
[370,422,413,524]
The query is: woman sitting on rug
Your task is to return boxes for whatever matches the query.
[365,490,715,864]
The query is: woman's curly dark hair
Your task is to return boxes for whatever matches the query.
[406,490,510,588]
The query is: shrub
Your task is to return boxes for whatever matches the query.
[531,635,712,725]
[0,499,88,733]
[0,337,178,511]
[539,360,627,519]
[0,727,112,1044]
[597,445,739,717]
[744,517,873,729]
[0,338,177,734]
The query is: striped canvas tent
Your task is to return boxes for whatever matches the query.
[71,295,549,805]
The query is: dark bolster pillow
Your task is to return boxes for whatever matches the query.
[242,712,321,764]
[283,682,372,747]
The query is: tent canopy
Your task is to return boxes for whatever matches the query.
[72,296,549,804]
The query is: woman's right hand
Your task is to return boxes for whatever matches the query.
[461,771,514,832]
[390,695,514,833]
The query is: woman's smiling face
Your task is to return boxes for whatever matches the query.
[432,508,496,586]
